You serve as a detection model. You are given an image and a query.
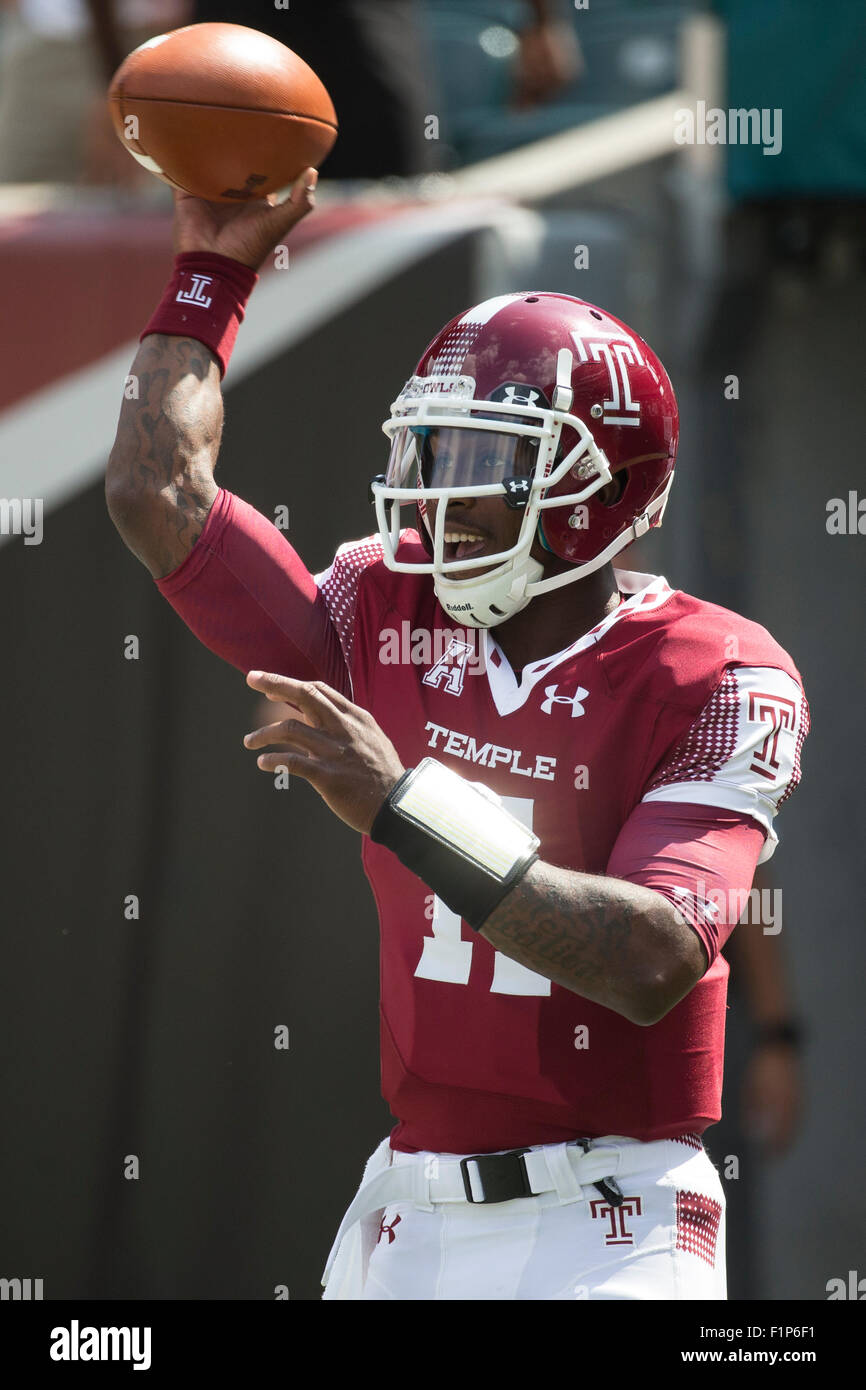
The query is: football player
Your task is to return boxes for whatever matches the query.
[106,172,809,1300]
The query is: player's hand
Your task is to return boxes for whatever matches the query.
[243,672,405,834]
[741,1043,803,1157]
[172,166,318,270]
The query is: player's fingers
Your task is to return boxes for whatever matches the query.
[243,719,331,752]
[254,748,327,785]
[255,749,304,776]
[265,167,317,227]
[246,670,306,702]
[246,672,347,730]
[247,670,299,693]
[292,166,318,202]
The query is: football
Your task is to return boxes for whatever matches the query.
[107,22,337,201]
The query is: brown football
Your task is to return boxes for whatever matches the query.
[107,22,337,201]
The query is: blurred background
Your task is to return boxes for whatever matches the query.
[0,0,864,1301]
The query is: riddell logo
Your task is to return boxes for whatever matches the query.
[448,603,473,612]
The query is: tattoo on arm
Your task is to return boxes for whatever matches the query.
[481,862,705,1023]
[106,335,222,577]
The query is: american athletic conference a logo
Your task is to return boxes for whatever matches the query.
[176,274,214,310]
[540,684,589,717]
[422,638,475,696]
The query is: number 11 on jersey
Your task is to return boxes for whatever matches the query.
[414,795,551,997]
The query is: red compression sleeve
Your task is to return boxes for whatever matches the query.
[140,251,258,377]
[605,801,767,970]
[155,489,350,694]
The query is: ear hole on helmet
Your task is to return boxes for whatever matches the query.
[600,472,627,507]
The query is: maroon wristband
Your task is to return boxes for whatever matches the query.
[139,251,259,377]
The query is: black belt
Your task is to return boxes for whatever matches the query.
[459,1139,624,1208]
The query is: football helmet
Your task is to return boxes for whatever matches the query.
[371,292,679,628]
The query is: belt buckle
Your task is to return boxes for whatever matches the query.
[569,1137,624,1208]
[459,1148,532,1204]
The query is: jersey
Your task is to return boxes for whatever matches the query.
[155,489,809,1154]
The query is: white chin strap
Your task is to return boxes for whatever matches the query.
[429,481,669,628]
[433,551,545,628]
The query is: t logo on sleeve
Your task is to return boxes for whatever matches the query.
[747,691,797,780]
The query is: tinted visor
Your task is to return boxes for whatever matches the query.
[385,424,541,490]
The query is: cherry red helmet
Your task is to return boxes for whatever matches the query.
[372,291,679,627]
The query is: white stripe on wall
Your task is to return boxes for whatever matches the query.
[0,200,543,536]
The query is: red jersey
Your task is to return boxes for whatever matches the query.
[156,489,809,1153]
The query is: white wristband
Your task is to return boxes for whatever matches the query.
[370,759,540,929]
[393,759,539,875]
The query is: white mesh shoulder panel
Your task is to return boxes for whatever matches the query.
[641,665,809,862]
[315,535,385,672]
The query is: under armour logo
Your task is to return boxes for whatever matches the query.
[540,684,589,717]
[503,386,540,407]
[670,887,721,929]
[377,1213,402,1245]
[176,275,213,309]
[503,476,531,508]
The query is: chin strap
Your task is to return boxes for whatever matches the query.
[433,552,544,629]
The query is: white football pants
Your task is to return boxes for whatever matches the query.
[322,1133,727,1300]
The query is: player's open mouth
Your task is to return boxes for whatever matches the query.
[443,529,489,562]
